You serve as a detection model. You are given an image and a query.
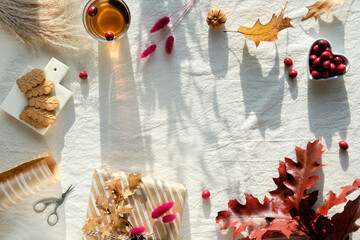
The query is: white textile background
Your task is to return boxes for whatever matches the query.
[0,0,360,239]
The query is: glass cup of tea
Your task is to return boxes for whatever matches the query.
[82,0,131,42]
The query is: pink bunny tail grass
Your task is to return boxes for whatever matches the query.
[150,16,170,33]
[165,36,174,55]
[151,202,174,219]
[130,227,146,235]
[162,214,177,223]
[140,44,157,58]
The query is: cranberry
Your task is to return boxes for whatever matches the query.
[309,66,314,72]
[202,190,210,199]
[105,31,114,41]
[336,64,347,74]
[333,56,343,65]
[329,55,333,61]
[87,6,98,17]
[79,71,88,79]
[329,63,336,72]
[323,60,331,69]
[284,58,293,67]
[313,57,322,66]
[320,51,331,61]
[318,39,328,49]
[309,55,317,63]
[312,45,320,55]
[311,70,321,79]
[289,69,298,78]
[325,47,331,52]
[322,71,330,78]
[339,141,349,150]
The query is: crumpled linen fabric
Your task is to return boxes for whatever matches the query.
[0,0,360,239]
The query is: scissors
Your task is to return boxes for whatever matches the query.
[33,185,75,226]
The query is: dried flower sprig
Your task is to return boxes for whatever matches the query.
[140,0,199,58]
[82,173,153,240]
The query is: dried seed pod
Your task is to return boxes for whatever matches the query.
[207,8,227,29]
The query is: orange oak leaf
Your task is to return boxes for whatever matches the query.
[302,0,344,21]
[237,3,293,47]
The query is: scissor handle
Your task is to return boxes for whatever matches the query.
[47,211,59,226]
[34,199,56,213]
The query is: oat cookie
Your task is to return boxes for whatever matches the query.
[16,69,45,93]
[28,95,60,111]
[20,108,49,129]
[24,106,57,125]
[25,79,55,98]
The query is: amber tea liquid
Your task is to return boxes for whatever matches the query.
[83,0,130,41]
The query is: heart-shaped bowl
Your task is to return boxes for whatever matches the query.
[308,38,350,81]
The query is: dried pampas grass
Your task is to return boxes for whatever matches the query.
[0,0,90,52]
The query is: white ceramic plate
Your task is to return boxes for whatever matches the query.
[308,39,350,81]
[0,58,73,135]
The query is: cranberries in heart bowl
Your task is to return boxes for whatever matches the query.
[308,39,350,81]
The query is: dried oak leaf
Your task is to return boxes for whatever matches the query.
[128,173,143,191]
[302,0,344,21]
[237,3,293,47]
[82,216,104,234]
[105,177,122,194]
[280,138,325,212]
[328,195,360,240]
[315,178,360,219]
[116,201,133,217]
[216,139,325,239]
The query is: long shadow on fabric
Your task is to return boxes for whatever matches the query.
[208,29,229,78]
[307,78,350,148]
[240,44,284,137]
[98,37,152,173]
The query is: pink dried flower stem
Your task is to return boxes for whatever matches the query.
[169,0,194,18]
[140,0,198,58]
[155,0,198,45]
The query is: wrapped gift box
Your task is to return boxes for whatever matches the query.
[0,151,60,211]
[83,168,187,240]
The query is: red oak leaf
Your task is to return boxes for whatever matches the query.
[216,194,278,238]
[282,139,325,211]
[315,178,360,219]
[328,195,360,240]
[249,219,305,240]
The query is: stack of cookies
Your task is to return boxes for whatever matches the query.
[16,69,59,129]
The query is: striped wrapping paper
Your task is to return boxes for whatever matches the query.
[84,168,187,240]
[0,151,60,212]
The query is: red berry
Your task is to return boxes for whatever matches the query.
[105,31,114,41]
[329,63,336,72]
[284,58,293,67]
[312,45,320,55]
[318,39,328,49]
[79,71,88,79]
[309,55,317,63]
[333,56,343,65]
[339,141,349,150]
[329,55,333,61]
[87,6,98,17]
[202,190,210,199]
[311,70,321,79]
[323,60,330,69]
[309,65,314,72]
[320,51,331,61]
[313,57,322,66]
[336,64,347,74]
[325,47,331,52]
[322,71,330,78]
[289,69,298,78]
